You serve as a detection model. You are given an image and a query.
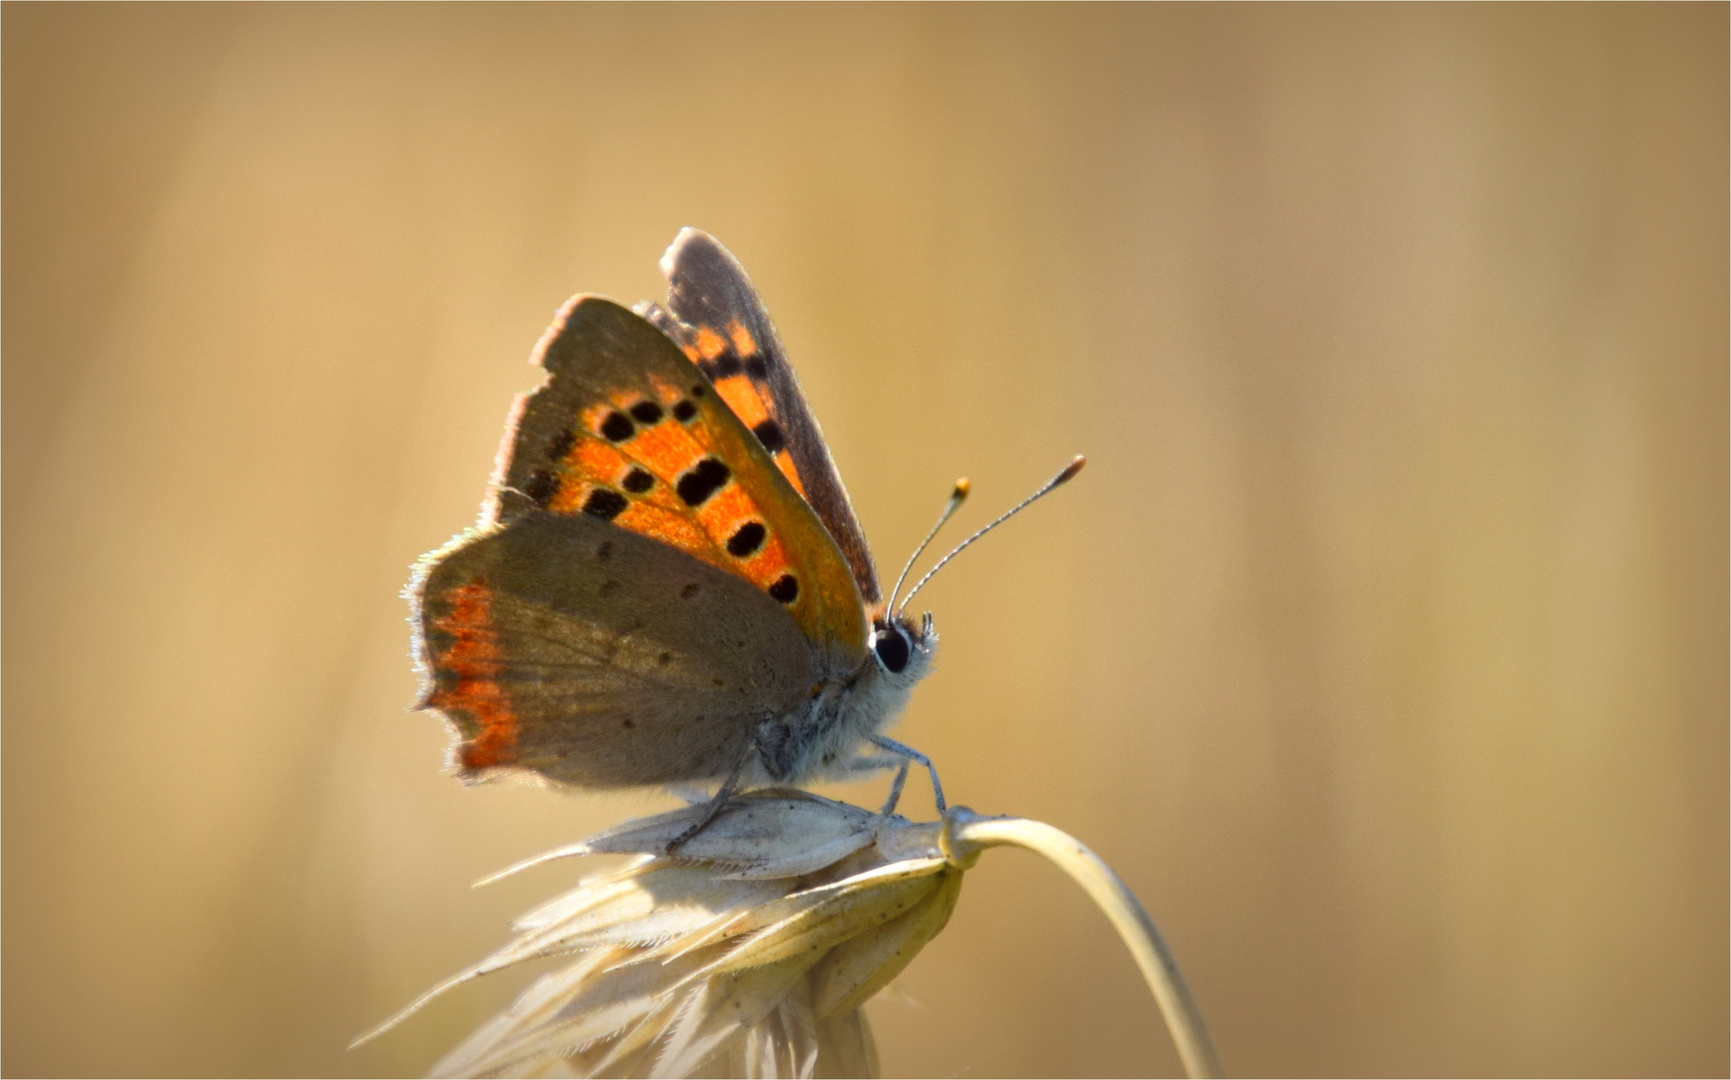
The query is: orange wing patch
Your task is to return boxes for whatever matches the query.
[711,375,768,429]
[728,320,757,357]
[496,295,868,668]
[523,380,808,614]
[654,230,882,612]
[691,325,728,361]
[427,579,519,772]
[672,321,806,495]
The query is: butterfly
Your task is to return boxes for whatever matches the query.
[410,229,1080,830]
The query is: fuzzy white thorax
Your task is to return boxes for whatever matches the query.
[745,615,938,788]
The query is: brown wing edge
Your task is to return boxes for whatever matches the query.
[476,293,589,528]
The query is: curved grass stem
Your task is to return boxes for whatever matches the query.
[942,809,1225,1079]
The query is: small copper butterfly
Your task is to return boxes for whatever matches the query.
[409,229,1082,834]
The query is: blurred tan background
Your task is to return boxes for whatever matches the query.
[4,4,1725,1077]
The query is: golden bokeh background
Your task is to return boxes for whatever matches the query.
[4,5,1724,1077]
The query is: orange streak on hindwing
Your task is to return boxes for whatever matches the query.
[428,580,518,771]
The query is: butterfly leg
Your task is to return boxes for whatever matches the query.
[867,734,946,815]
[880,758,912,816]
[665,742,756,853]
[833,752,911,815]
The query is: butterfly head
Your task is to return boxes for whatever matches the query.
[870,611,936,681]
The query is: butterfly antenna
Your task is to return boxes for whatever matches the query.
[887,478,971,613]
[898,456,1087,615]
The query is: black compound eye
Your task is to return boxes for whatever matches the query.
[873,628,911,674]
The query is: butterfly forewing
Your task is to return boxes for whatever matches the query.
[649,229,883,610]
[488,296,867,670]
[415,513,816,786]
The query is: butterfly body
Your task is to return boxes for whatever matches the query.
[411,231,935,795]
[759,611,935,785]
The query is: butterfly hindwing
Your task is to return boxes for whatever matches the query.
[489,296,867,672]
[646,229,883,611]
[414,512,816,786]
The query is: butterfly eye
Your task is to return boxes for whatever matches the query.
[872,627,911,675]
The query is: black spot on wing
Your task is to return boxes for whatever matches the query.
[708,352,743,379]
[745,355,769,379]
[752,418,787,455]
[676,458,730,506]
[622,467,655,493]
[525,468,559,507]
[672,399,697,422]
[768,574,799,604]
[629,401,664,425]
[581,488,628,520]
[545,428,576,464]
[600,411,634,442]
[726,521,766,557]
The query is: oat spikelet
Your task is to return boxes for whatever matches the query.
[358,791,1223,1079]
[359,792,958,1078]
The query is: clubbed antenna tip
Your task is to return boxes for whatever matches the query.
[897,454,1089,614]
